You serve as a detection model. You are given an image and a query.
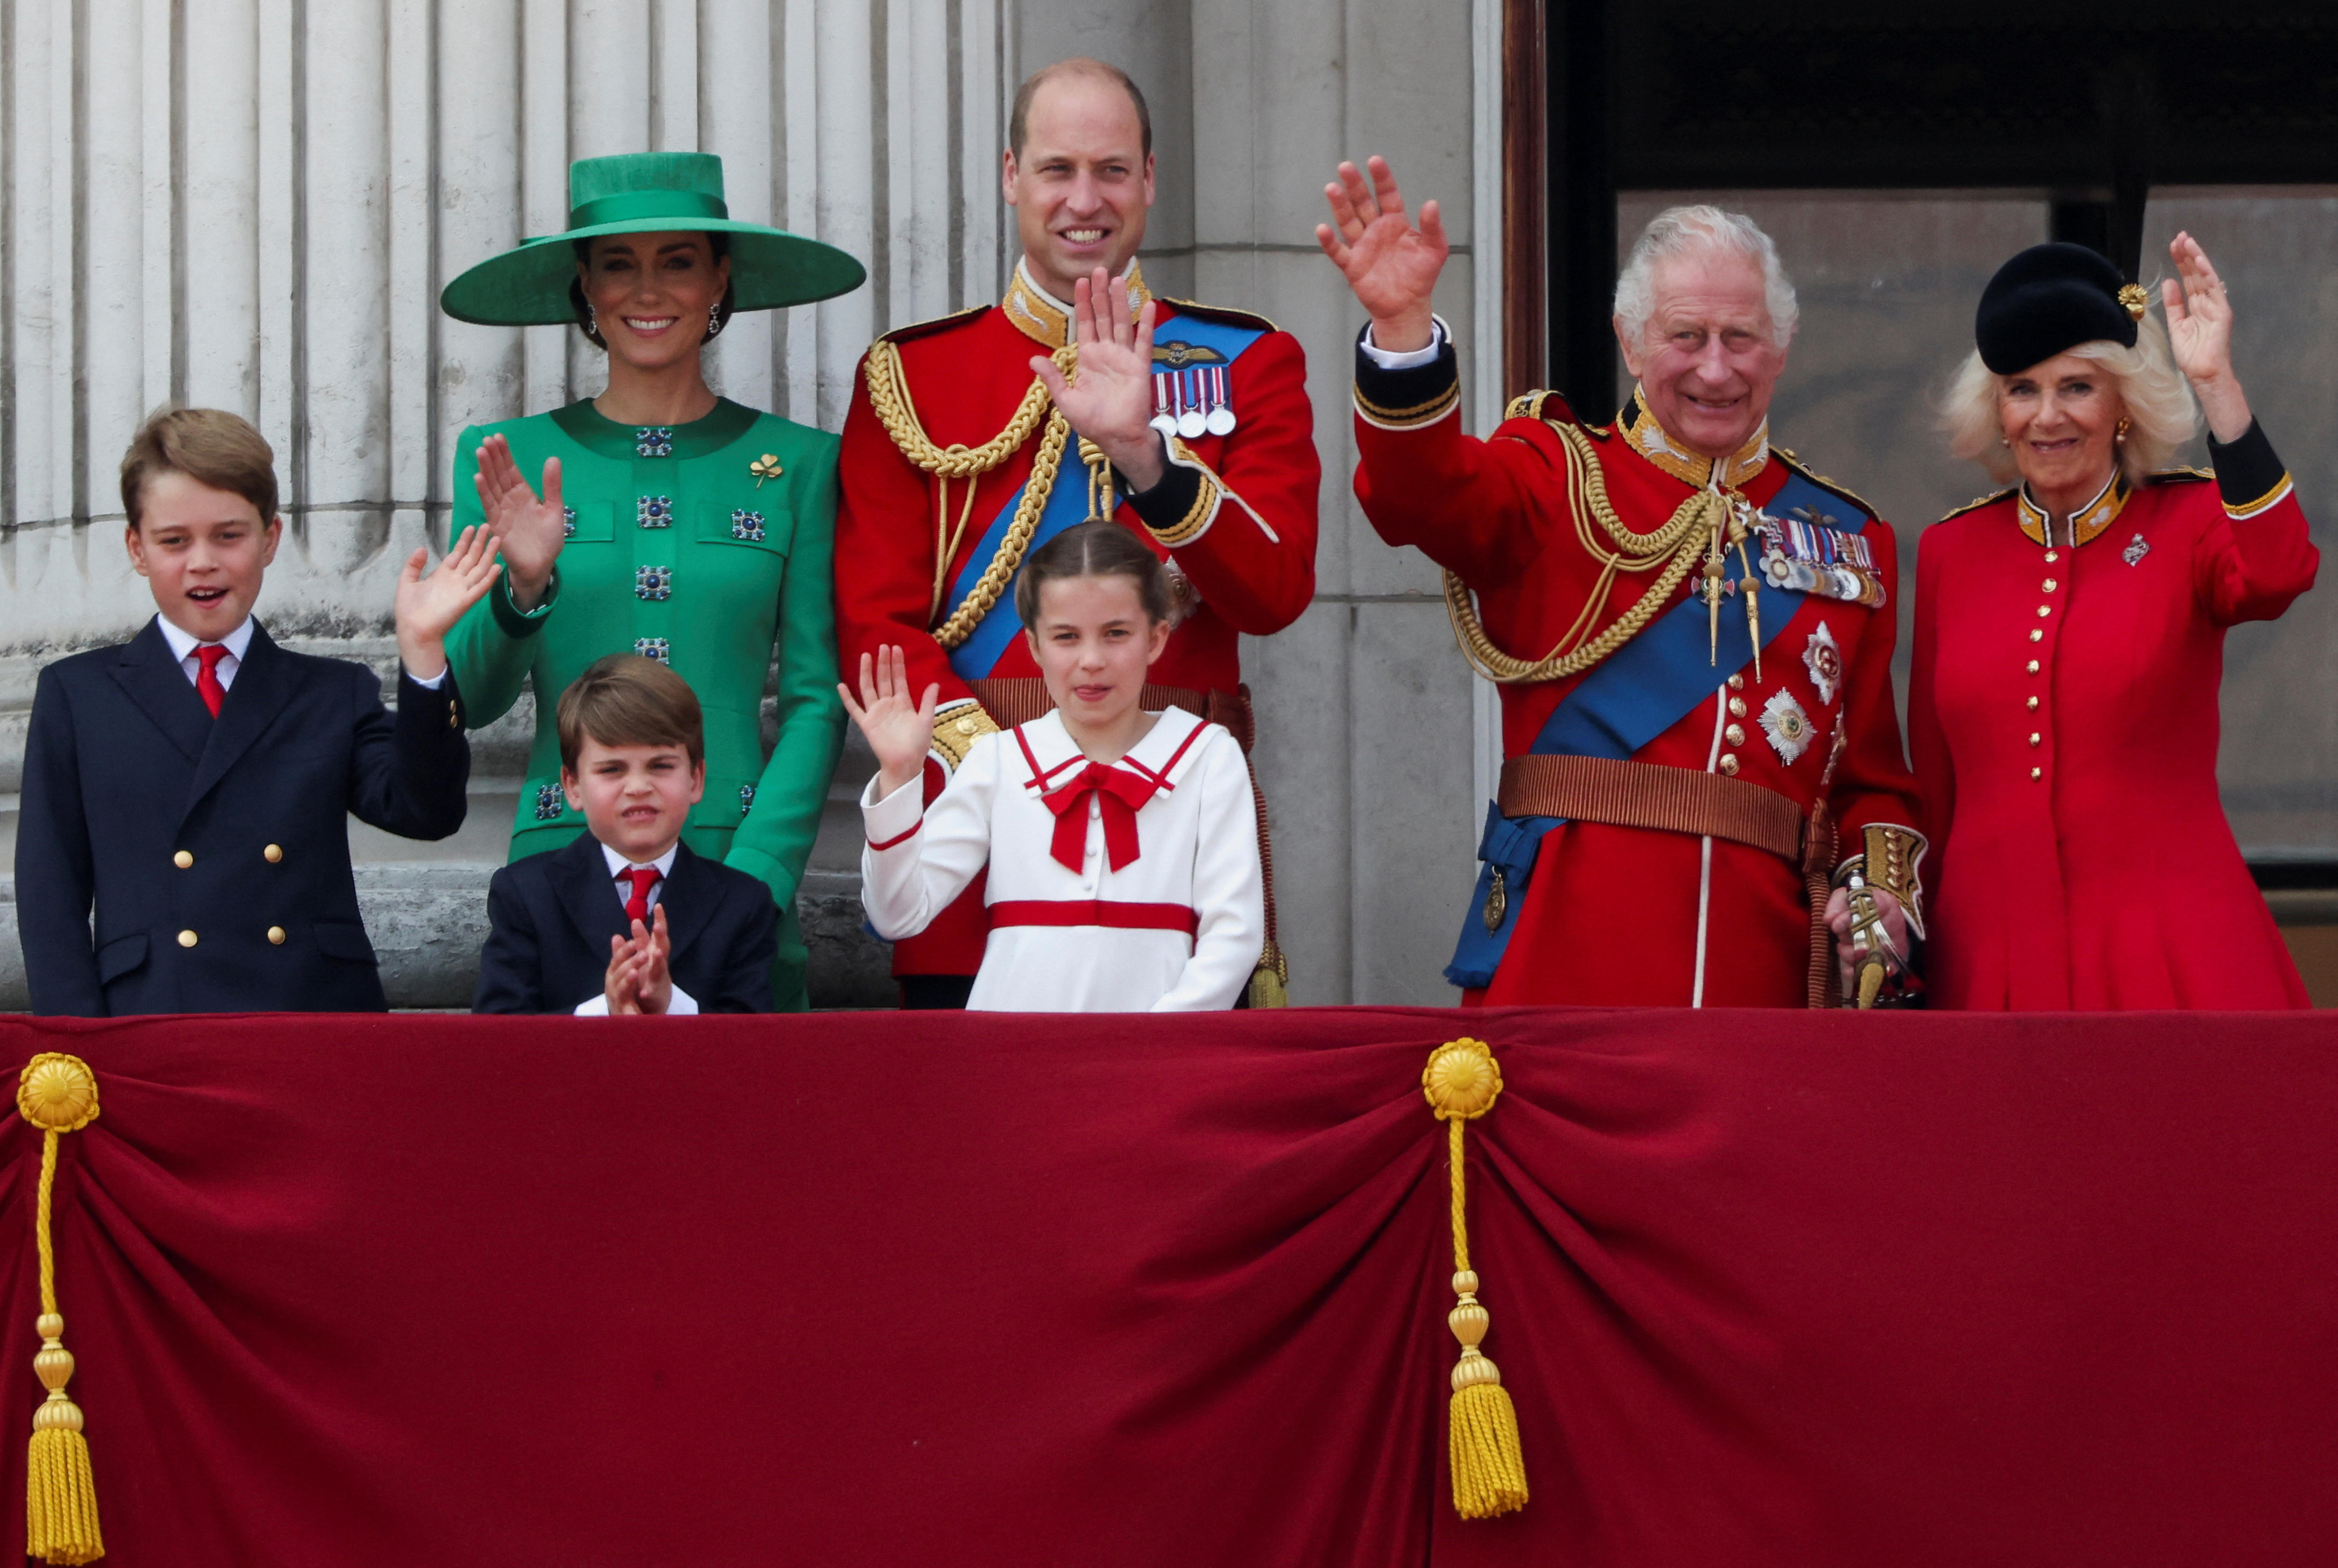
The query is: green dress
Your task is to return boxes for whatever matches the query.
[446,397,844,1011]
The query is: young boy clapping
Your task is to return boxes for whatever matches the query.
[472,656,779,1014]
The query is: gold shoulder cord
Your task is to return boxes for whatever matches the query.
[1444,419,1732,683]
[863,338,1080,650]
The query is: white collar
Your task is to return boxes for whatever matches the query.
[599,841,681,880]
[1012,705,1210,789]
[156,612,256,665]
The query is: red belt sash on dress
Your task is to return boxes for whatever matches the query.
[987,900,1200,935]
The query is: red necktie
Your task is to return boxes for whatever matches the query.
[1039,763,1162,874]
[194,644,229,719]
[622,866,662,927]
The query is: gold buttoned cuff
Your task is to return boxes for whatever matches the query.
[1144,439,1223,549]
[929,701,1000,772]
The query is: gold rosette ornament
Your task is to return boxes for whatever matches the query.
[1422,1038,1528,1519]
[17,1053,102,1564]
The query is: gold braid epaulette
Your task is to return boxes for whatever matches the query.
[863,338,1081,650]
[1445,419,1728,684]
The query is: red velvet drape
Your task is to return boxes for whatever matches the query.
[0,1007,2332,1566]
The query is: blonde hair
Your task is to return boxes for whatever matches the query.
[1941,310,2198,486]
[1613,205,1798,350]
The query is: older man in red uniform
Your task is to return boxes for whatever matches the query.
[1317,158,1921,1007]
[836,59,1320,1007]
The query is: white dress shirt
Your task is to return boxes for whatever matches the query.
[860,708,1263,1012]
[153,613,448,690]
[573,841,699,1015]
[1357,315,1450,371]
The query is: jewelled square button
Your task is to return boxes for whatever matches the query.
[634,638,670,663]
[562,505,577,539]
[534,783,566,820]
[635,426,673,458]
[637,495,673,529]
[731,509,765,542]
[635,565,672,600]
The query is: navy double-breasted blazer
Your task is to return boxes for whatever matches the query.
[14,618,469,1014]
[472,833,777,1014]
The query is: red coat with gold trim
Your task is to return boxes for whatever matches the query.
[1351,333,1920,1007]
[834,261,1320,977]
[1910,420,2317,1009]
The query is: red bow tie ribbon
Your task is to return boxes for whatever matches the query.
[1040,762,1164,874]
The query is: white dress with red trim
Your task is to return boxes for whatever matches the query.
[858,707,1263,1011]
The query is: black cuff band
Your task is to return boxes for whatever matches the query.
[1353,325,1461,428]
[1126,460,1205,532]
[2207,418,2287,512]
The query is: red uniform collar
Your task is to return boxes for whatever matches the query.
[1001,258,1155,350]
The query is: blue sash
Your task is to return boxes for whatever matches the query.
[941,310,1267,681]
[1444,468,1869,988]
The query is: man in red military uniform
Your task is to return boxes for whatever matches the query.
[1317,157,1921,1007]
[836,58,1320,1007]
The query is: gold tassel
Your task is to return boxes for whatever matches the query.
[18,1054,102,1565]
[1421,1039,1528,1519]
[1246,941,1289,1009]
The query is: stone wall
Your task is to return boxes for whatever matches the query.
[1,0,1506,1007]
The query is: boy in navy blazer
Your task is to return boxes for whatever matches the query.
[473,656,778,1014]
[15,407,501,1015]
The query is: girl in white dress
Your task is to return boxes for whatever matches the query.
[842,521,1264,1011]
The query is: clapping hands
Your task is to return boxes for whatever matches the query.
[839,646,939,799]
[392,524,499,682]
[603,903,675,1015]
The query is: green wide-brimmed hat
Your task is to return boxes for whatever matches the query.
[439,151,866,325]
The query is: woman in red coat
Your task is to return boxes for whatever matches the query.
[1911,235,2318,1009]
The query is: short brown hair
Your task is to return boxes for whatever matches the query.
[119,407,278,530]
[1009,58,1151,159]
[556,655,706,772]
[1013,519,1173,629]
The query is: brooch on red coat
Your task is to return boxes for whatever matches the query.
[2123,532,2150,566]
[1803,621,1843,705]
[1760,689,1813,763]
[1756,505,1887,607]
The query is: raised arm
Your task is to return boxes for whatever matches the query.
[442,426,563,726]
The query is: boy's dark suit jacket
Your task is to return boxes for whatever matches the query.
[14,618,469,1015]
[472,834,778,1014]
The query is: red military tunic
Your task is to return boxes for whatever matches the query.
[835,260,1320,977]
[1910,421,2318,1009]
[1352,333,1921,1007]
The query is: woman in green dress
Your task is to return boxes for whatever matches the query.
[439,151,864,1010]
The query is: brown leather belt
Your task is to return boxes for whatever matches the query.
[1497,754,1805,863]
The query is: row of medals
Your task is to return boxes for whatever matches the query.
[1149,366,1238,439]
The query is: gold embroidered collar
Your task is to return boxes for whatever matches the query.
[1002,258,1153,349]
[2015,468,2129,548]
[1618,386,1768,489]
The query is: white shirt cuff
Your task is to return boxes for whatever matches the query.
[575,982,697,1015]
[1358,316,1448,371]
[404,665,450,689]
